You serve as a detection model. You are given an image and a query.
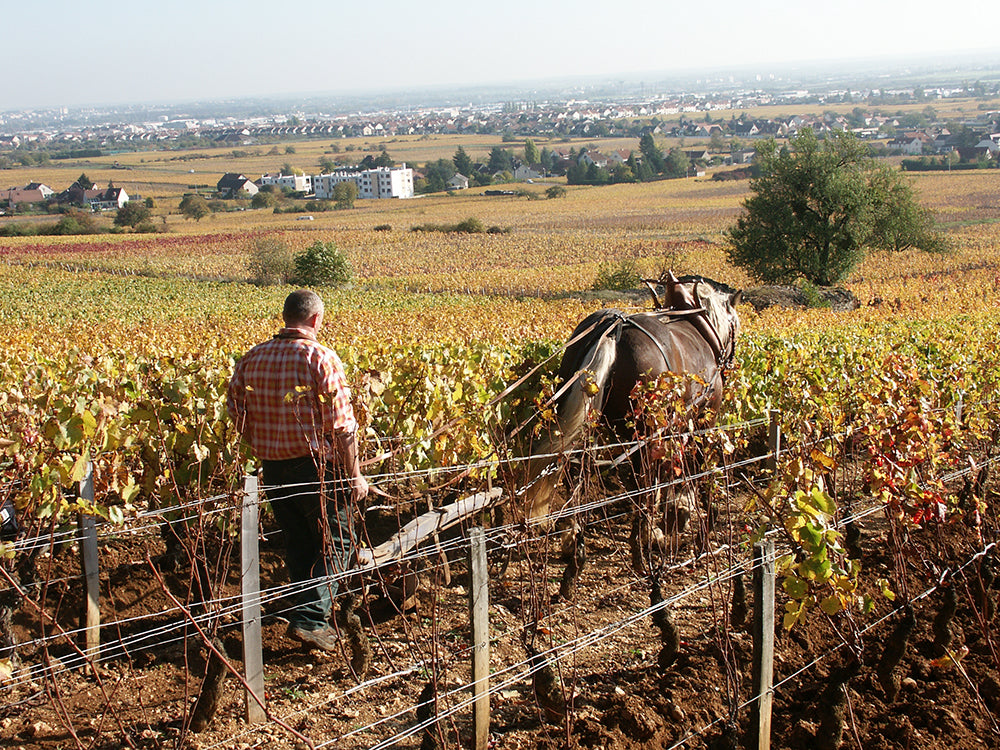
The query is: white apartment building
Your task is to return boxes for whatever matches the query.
[260,172,313,193]
[312,165,413,200]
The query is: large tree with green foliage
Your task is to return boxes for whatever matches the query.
[524,138,539,165]
[639,134,665,174]
[292,241,353,287]
[333,181,358,209]
[487,147,514,174]
[114,201,151,228]
[664,149,690,178]
[421,159,457,193]
[725,129,947,286]
[453,146,473,177]
[179,194,210,222]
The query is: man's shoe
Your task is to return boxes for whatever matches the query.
[287,623,341,652]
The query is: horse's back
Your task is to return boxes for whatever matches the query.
[604,314,724,429]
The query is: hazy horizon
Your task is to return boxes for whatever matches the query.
[4,0,999,111]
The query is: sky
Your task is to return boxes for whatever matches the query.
[3,0,997,110]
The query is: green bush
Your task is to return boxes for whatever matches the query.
[545,185,568,199]
[251,191,278,209]
[592,258,641,291]
[799,280,831,309]
[373,224,392,231]
[248,237,295,286]
[454,217,485,234]
[411,218,488,234]
[304,200,334,213]
[292,241,353,287]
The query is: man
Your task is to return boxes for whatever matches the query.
[227,289,369,651]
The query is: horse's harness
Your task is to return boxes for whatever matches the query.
[606,305,735,378]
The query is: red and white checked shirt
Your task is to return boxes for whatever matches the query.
[227,328,358,461]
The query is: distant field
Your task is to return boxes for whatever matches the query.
[4,133,657,205]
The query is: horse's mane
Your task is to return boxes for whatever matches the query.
[523,310,622,520]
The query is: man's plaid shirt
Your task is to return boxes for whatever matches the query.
[227,328,358,461]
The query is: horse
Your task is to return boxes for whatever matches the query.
[519,272,742,579]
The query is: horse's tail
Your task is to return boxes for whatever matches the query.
[522,314,620,521]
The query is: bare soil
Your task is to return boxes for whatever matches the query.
[2,488,999,750]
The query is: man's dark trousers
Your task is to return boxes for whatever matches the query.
[262,456,356,630]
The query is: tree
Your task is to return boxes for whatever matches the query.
[639,134,665,173]
[76,173,94,190]
[247,236,294,285]
[333,181,358,209]
[664,149,690,178]
[539,146,554,172]
[251,191,278,209]
[179,194,210,222]
[292,241,353,287]
[374,149,394,168]
[725,129,947,286]
[867,166,948,255]
[610,163,636,183]
[524,138,539,165]
[319,156,337,173]
[487,147,514,174]
[422,159,456,193]
[628,153,653,182]
[114,201,151,228]
[453,146,473,177]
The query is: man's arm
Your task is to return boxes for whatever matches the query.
[335,430,369,502]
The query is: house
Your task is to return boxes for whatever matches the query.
[731,122,759,138]
[260,173,312,194]
[608,149,633,165]
[313,165,414,200]
[447,173,469,190]
[579,151,609,169]
[513,164,542,181]
[214,129,253,146]
[957,146,991,162]
[88,185,129,211]
[5,182,54,208]
[684,149,711,163]
[889,134,930,155]
[217,173,259,198]
[974,138,1000,155]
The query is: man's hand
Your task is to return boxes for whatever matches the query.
[351,474,369,503]
[336,431,369,504]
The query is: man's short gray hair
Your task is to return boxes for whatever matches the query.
[283,289,324,325]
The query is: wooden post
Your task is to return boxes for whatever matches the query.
[750,540,775,750]
[767,410,782,475]
[468,527,490,750]
[240,473,266,723]
[78,461,100,658]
